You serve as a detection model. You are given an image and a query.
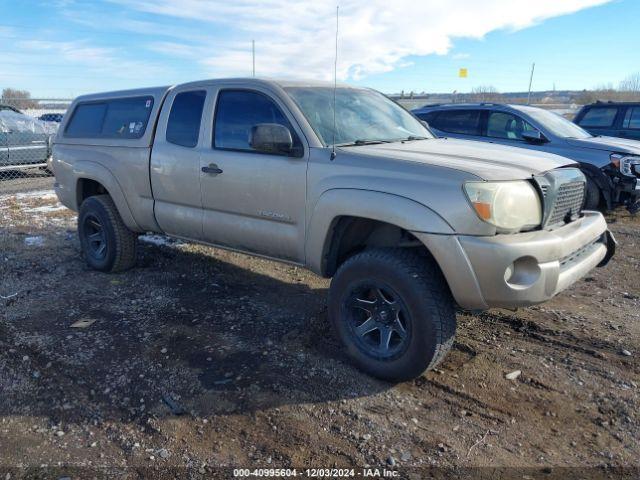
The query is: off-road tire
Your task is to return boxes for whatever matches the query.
[328,248,456,382]
[78,195,137,273]
[583,177,601,211]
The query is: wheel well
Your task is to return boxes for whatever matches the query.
[323,217,427,277]
[76,178,109,208]
[579,165,612,210]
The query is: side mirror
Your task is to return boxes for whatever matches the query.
[521,130,548,144]
[249,123,293,155]
[420,120,430,129]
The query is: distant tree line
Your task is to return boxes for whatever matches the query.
[576,72,640,103]
[468,85,502,102]
[1,88,38,110]
[465,73,640,105]
[440,72,640,105]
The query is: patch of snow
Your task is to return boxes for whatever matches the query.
[24,236,45,247]
[0,189,57,203]
[25,204,66,213]
[14,190,57,201]
[139,234,182,248]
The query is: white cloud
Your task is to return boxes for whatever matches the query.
[111,0,611,80]
[16,39,166,77]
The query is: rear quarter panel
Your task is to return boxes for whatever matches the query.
[53,143,159,232]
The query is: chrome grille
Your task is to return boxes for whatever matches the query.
[547,181,584,226]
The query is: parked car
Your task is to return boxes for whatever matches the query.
[39,113,64,123]
[413,103,640,213]
[0,110,51,171]
[574,101,640,141]
[53,79,614,382]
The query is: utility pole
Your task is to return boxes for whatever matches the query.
[527,62,536,105]
[252,40,255,77]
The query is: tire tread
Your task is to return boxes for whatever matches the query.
[331,247,456,379]
[81,194,137,272]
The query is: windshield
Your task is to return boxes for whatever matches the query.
[284,87,432,146]
[515,106,592,139]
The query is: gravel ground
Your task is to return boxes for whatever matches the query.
[0,186,638,479]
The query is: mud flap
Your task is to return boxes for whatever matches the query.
[597,230,617,267]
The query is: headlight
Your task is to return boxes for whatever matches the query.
[464,181,542,232]
[611,153,640,177]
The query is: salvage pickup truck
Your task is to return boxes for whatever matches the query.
[52,79,615,382]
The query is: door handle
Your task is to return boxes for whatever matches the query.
[201,164,223,175]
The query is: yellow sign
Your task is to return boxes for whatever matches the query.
[459,68,468,78]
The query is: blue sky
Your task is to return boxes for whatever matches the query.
[0,0,637,97]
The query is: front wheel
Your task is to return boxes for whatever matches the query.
[583,177,602,211]
[328,248,456,382]
[78,195,137,272]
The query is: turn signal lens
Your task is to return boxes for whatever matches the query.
[472,202,492,220]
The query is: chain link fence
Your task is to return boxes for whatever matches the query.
[0,99,71,195]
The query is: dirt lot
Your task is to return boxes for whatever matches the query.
[0,185,638,479]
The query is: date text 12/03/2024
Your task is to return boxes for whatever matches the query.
[233,468,400,477]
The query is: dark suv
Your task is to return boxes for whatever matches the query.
[574,102,640,141]
[413,103,640,213]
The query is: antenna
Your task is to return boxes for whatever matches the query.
[330,5,339,161]
[252,40,256,77]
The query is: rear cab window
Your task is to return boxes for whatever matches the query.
[577,107,618,128]
[65,96,154,139]
[166,90,206,148]
[64,103,107,137]
[430,110,481,135]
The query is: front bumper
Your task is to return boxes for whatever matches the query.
[415,211,614,311]
[613,175,639,201]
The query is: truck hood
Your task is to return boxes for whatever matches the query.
[566,135,640,155]
[344,137,576,181]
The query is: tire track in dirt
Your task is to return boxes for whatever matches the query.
[414,377,511,423]
[478,311,639,374]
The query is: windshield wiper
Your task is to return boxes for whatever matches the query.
[402,135,430,141]
[336,139,394,147]
[336,136,429,147]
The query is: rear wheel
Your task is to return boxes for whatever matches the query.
[78,195,137,272]
[328,248,456,382]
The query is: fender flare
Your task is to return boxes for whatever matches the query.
[73,160,142,232]
[305,188,454,276]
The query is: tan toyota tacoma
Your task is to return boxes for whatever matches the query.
[52,78,615,382]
